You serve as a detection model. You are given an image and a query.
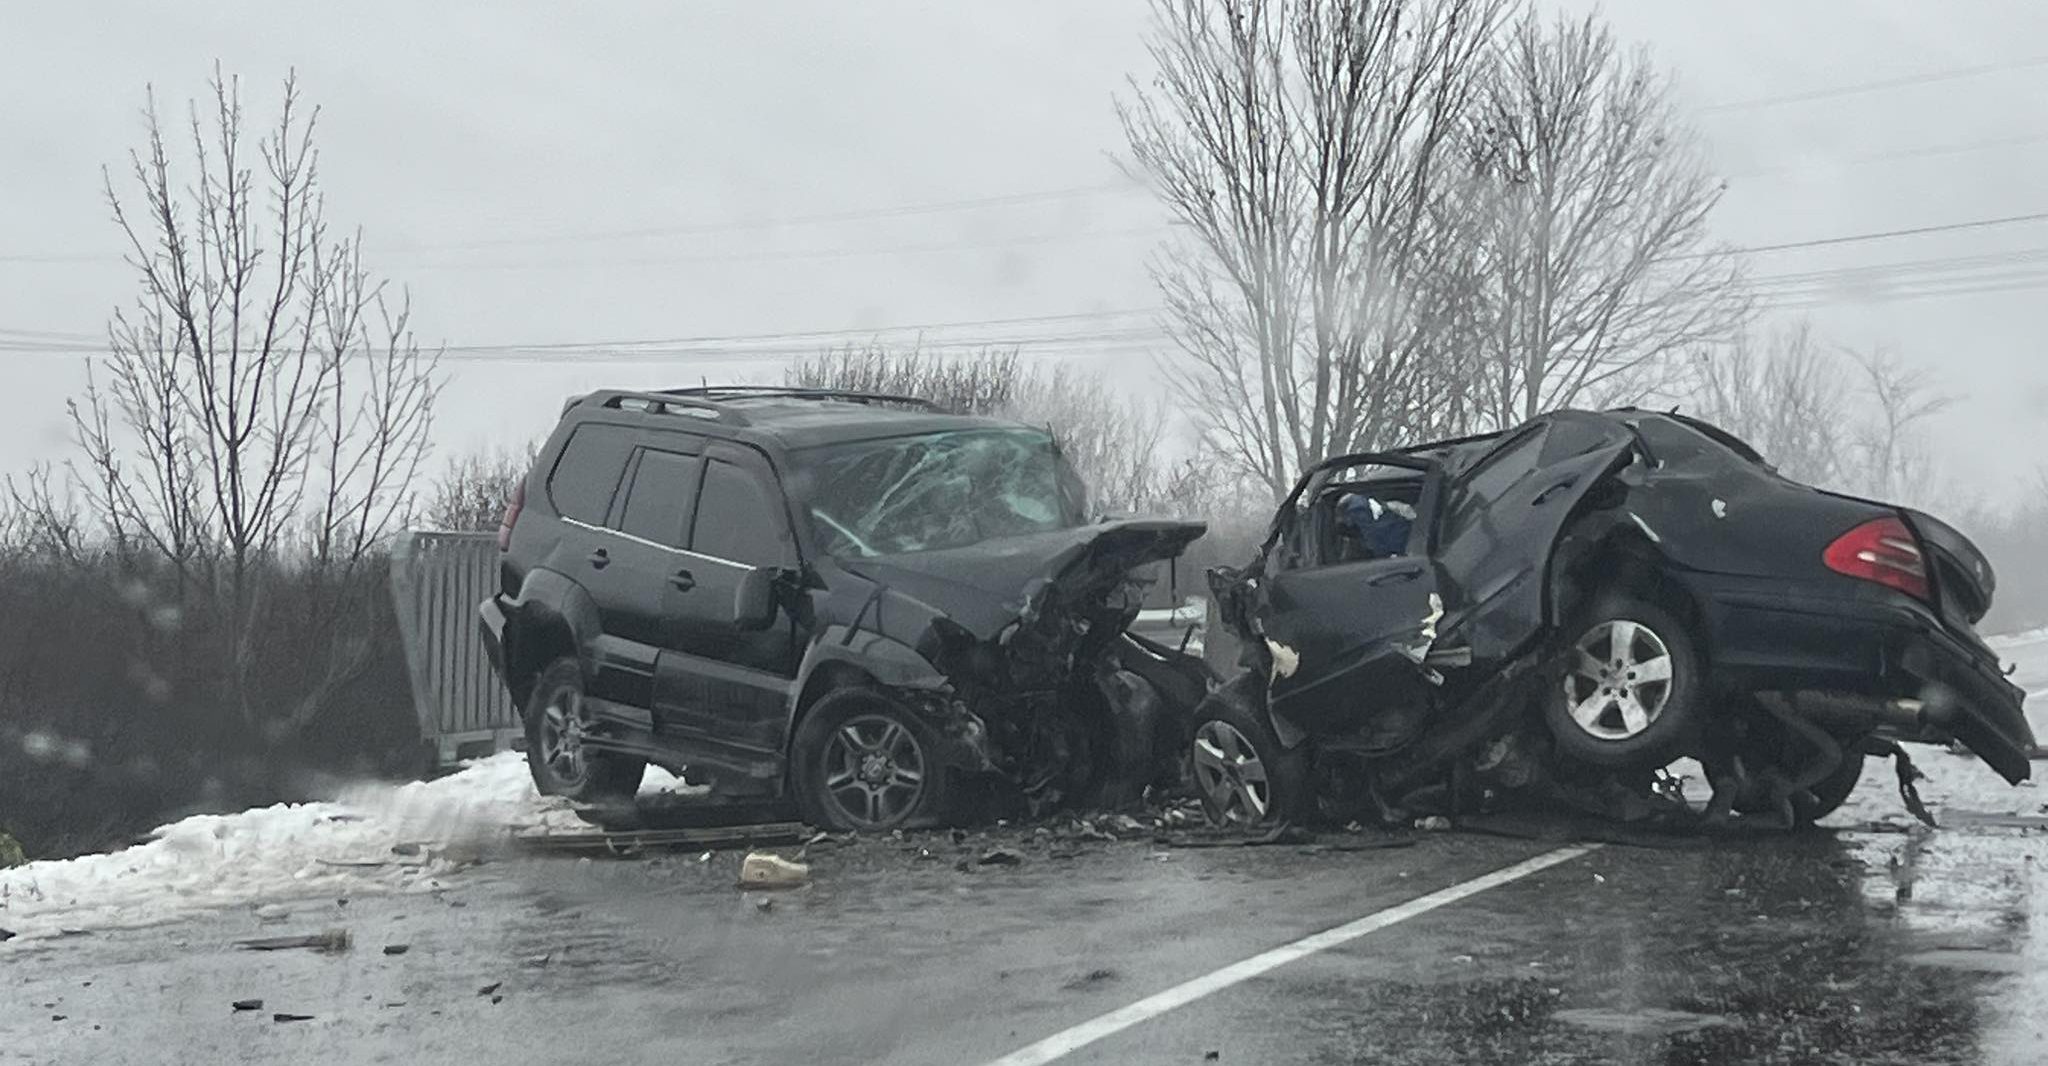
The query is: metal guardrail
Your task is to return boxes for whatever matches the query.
[389,531,521,766]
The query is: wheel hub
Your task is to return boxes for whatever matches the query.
[1562,618,1676,742]
[1192,720,1273,825]
[822,714,928,829]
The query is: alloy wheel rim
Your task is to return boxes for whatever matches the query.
[1562,618,1676,741]
[822,714,928,828]
[1192,720,1273,825]
[539,691,589,786]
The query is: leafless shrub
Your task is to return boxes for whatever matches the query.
[420,441,541,531]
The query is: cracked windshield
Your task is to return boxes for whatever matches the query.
[797,429,1086,557]
[4,3,2047,1065]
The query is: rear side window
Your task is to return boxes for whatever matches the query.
[546,423,634,524]
[617,450,702,546]
[691,459,789,567]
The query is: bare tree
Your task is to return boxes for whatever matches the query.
[1463,10,1748,427]
[1846,347,1952,503]
[1688,322,1845,484]
[1121,0,1512,499]
[421,441,541,531]
[72,69,439,724]
[788,343,1029,414]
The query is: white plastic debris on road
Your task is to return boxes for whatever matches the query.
[0,752,694,942]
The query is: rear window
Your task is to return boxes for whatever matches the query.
[1629,415,1767,468]
[546,423,634,524]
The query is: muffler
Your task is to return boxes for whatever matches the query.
[1781,690,1949,732]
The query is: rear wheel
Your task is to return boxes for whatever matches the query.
[1189,691,1310,828]
[1545,596,1704,770]
[1794,748,1866,825]
[523,658,645,802]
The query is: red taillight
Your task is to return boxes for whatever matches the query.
[1823,516,1929,600]
[497,480,526,551]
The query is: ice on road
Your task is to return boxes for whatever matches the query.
[0,753,687,942]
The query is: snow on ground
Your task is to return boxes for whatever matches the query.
[1989,626,2048,650]
[0,753,694,943]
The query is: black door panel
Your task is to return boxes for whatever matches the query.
[658,444,802,752]
[1259,557,1441,737]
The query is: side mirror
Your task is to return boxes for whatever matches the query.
[733,567,778,631]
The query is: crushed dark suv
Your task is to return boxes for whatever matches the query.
[479,386,1208,831]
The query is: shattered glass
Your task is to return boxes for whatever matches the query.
[792,429,1087,557]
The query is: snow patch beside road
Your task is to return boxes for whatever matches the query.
[0,753,685,942]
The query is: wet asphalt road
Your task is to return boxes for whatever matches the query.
[6,636,2047,1066]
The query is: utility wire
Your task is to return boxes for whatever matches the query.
[1701,54,2048,114]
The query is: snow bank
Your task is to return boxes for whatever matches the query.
[0,752,691,942]
[1988,626,2048,650]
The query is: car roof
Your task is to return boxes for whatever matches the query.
[562,390,1034,451]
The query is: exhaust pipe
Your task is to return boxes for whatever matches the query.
[1784,690,1949,732]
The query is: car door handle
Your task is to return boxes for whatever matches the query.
[669,569,696,592]
[588,548,610,570]
[1532,477,1579,505]
[1369,567,1424,587]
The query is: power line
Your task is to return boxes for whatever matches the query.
[396,224,1166,272]
[1701,54,2048,114]
[1727,131,2048,180]
[0,182,1149,266]
[1696,210,2048,258]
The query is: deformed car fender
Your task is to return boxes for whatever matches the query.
[497,567,606,698]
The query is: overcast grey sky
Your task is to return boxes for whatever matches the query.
[3,1,2044,499]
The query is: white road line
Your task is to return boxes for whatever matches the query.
[981,843,1603,1066]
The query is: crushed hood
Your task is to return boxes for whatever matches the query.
[843,519,1206,641]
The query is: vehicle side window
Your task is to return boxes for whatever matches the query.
[692,459,792,568]
[1442,428,1545,539]
[546,423,634,524]
[617,450,702,547]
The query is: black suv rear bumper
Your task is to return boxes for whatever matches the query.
[1682,573,2033,783]
[478,595,510,681]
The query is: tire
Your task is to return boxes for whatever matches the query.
[791,688,948,832]
[523,658,645,802]
[1188,688,1310,828]
[1545,595,1703,769]
[1792,749,1865,826]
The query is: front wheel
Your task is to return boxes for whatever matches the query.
[791,688,948,832]
[1545,595,1704,770]
[1188,690,1310,828]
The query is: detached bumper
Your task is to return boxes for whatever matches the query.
[1685,574,2033,783]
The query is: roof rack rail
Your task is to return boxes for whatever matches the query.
[585,389,753,426]
[657,385,943,412]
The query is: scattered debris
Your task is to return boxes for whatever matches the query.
[390,842,423,857]
[381,944,410,956]
[1415,816,1452,832]
[236,929,351,953]
[739,851,811,889]
[478,982,502,997]
[520,953,552,969]
[232,999,264,1012]
[0,927,14,942]
[521,821,809,855]
[749,894,775,913]
[272,1013,315,1024]
[976,848,1024,867]
[51,1014,66,1022]
[1062,968,1118,991]
[253,904,290,922]
[1204,1053,1220,1062]
[490,995,504,1005]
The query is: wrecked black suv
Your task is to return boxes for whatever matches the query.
[1199,408,2032,829]
[480,386,1206,831]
